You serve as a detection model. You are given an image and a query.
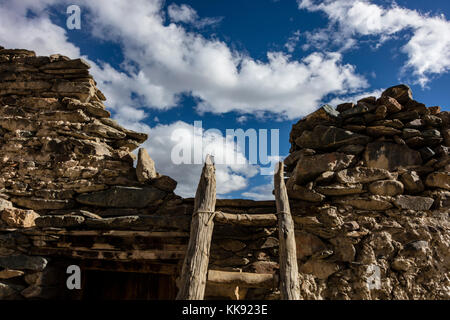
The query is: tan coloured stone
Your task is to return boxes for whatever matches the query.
[136,148,157,183]
[425,172,450,190]
[0,269,24,279]
[400,171,424,193]
[337,167,395,184]
[369,180,404,196]
[1,208,39,228]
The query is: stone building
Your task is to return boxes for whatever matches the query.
[0,47,449,300]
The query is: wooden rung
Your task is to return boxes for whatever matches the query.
[214,211,277,226]
[207,270,278,289]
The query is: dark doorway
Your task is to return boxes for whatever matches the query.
[81,270,178,300]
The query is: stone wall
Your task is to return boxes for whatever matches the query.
[0,47,449,300]
[285,84,449,299]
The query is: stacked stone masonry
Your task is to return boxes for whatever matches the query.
[0,47,449,300]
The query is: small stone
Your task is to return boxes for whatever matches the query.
[391,110,419,122]
[0,198,13,211]
[0,269,24,279]
[419,147,436,161]
[340,102,375,118]
[377,96,403,113]
[336,102,354,113]
[316,183,364,196]
[247,261,279,274]
[369,180,404,196]
[429,106,441,115]
[405,119,425,129]
[338,197,393,211]
[392,258,412,272]
[366,126,402,137]
[358,96,377,104]
[219,239,246,252]
[337,144,365,155]
[394,195,434,210]
[288,185,325,202]
[151,175,177,192]
[425,172,450,190]
[393,135,406,145]
[423,115,443,127]
[299,259,339,280]
[372,119,404,129]
[295,231,327,260]
[402,128,421,139]
[1,208,39,228]
[400,171,424,194]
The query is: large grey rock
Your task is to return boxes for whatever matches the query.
[381,84,413,104]
[136,148,157,183]
[0,255,48,271]
[394,195,434,211]
[295,125,370,150]
[364,142,422,170]
[292,152,355,183]
[76,186,167,208]
[337,167,395,184]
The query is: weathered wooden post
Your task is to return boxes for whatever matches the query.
[176,155,216,300]
[274,161,300,300]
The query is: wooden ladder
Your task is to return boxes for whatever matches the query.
[176,155,300,300]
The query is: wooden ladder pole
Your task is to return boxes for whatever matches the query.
[274,161,300,300]
[176,155,216,300]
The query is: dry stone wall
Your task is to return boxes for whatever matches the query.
[0,47,448,300]
[286,84,449,299]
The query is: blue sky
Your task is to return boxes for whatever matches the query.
[0,0,449,199]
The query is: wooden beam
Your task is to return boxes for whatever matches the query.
[214,211,277,226]
[274,161,300,300]
[25,230,189,238]
[207,270,278,289]
[79,260,178,275]
[30,247,185,261]
[176,155,216,300]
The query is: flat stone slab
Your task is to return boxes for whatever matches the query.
[296,125,371,150]
[394,195,434,211]
[76,186,167,208]
[364,142,422,171]
[0,255,47,271]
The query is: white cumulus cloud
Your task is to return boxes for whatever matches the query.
[298,0,450,86]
